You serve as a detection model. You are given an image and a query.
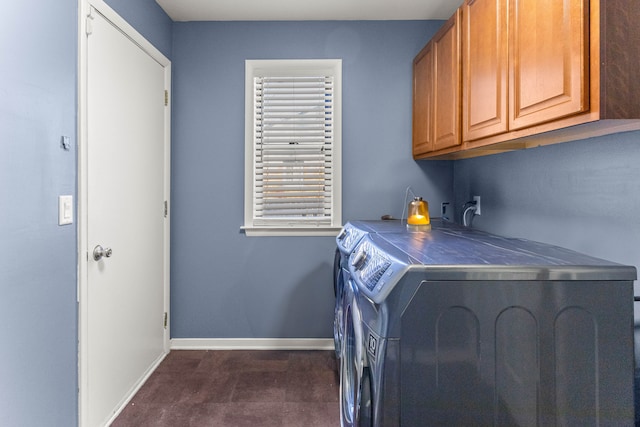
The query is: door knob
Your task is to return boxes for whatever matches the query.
[93,245,113,261]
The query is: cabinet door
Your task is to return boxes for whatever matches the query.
[463,0,508,142]
[509,0,589,130]
[413,43,434,156]
[432,10,461,151]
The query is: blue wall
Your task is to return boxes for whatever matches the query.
[0,1,78,425]
[453,131,640,281]
[0,0,171,425]
[170,20,452,338]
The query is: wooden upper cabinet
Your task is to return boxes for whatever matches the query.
[509,0,589,130]
[413,10,461,156]
[462,0,508,142]
[432,10,461,151]
[413,43,434,156]
[463,0,587,141]
[415,0,640,159]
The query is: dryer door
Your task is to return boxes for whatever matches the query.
[340,291,372,427]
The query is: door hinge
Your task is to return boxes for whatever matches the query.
[86,16,93,36]
[163,312,168,329]
[164,90,169,106]
[86,8,94,36]
[164,200,168,218]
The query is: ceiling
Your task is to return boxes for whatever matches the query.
[155,0,461,22]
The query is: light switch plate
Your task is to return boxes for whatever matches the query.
[59,195,73,225]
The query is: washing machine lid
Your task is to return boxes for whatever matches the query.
[350,226,636,303]
[378,227,636,282]
[381,227,623,266]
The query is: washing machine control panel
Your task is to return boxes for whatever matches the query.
[349,236,409,302]
[336,224,368,255]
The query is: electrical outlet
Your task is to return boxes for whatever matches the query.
[473,196,481,215]
[441,201,450,221]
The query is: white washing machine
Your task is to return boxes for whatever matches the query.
[342,228,636,426]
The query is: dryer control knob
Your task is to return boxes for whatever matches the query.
[352,250,367,270]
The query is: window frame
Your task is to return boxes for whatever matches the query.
[243,59,342,237]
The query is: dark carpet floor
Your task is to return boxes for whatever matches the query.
[112,350,340,426]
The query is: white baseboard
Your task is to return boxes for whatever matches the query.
[170,338,335,351]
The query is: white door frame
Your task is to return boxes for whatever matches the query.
[77,0,171,425]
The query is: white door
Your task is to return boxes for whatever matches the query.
[79,4,170,426]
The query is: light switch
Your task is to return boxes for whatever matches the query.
[59,195,73,225]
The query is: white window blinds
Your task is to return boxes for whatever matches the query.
[244,59,341,236]
[252,75,334,226]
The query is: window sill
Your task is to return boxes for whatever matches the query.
[241,225,342,237]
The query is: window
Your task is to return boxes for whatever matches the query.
[243,59,342,236]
